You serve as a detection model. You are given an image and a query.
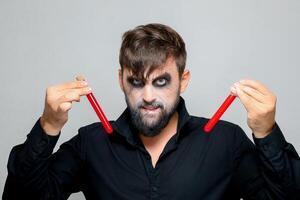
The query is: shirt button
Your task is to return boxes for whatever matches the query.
[152,186,157,192]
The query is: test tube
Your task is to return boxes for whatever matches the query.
[203,94,236,133]
[76,75,113,134]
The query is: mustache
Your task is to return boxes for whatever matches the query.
[137,101,164,109]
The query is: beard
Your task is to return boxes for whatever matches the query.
[125,91,180,137]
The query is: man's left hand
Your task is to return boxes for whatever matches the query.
[230,79,276,138]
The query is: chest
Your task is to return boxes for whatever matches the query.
[83,137,233,200]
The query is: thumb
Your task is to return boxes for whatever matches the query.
[235,83,253,112]
[58,102,72,113]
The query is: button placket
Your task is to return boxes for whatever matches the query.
[141,152,160,200]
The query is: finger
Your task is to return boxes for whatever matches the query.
[53,80,88,91]
[230,86,237,96]
[239,85,265,103]
[235,83,255,112]
[58,102,72,113]
[59,87,92,103]
[74,87,92,96]
[75,75,87,81]
[239,79,270,95]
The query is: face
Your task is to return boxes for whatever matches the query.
[119,57,190,137]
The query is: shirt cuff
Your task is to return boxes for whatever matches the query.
[252,123,286,157]
[26,118,60,158]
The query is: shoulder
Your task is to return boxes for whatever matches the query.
[188,115,239,133]
[187,115,250,144]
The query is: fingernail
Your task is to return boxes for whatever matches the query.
[235,84,242,93]
[230,86,237,96]
[86,87,92,92]
[239,79,246,84]
[82,81,88,86]
[230,86,237,92]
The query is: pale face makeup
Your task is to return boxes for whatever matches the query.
[120,58,181,137]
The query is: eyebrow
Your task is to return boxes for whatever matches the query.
[126,72,172,84]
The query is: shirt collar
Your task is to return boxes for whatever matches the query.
[111,96,191,147]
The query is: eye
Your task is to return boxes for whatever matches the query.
[128,78,144,87]
[154,78,167,87]
[133,79,141,85]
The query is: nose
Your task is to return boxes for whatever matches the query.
[142,85,156,103]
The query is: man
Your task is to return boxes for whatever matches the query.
[3,23,300,199]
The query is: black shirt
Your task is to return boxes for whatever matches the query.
[3,97,300,200]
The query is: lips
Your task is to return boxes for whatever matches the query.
[142,106,159,111]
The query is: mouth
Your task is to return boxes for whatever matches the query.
[141,106,160,113]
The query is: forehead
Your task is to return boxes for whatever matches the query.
[123,57,178,79]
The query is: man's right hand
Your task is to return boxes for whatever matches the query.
[40,80,92,136]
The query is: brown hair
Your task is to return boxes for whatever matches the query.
[119,23,186,80]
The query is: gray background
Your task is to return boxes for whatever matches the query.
[1,0,299,199]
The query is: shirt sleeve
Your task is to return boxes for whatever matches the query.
[252,123,300,199]
[229,123,300,200]
[2,118,86,200]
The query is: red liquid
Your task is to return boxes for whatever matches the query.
[204,94,236,133]
[86,93,113,134]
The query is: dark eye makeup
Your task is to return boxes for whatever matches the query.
[126,72,171,88]
[127,77,144,87]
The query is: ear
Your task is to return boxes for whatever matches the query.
[180,69,190,94]
[118,69,124,92]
